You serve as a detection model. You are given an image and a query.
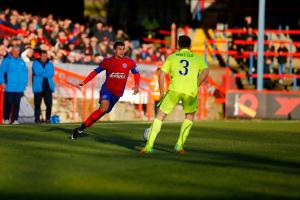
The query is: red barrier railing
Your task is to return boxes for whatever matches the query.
[0,66,95,123]
[195,66,298,120]
[55,66,155,121]
[142,23,177,50]
[204,39,300,46]
[0,24,28,38]
[232,39,300,46]
[142,38,170,44]
[127,73,153,121]
[197,68,230,120]
[215,29,300,35]
[207,28,300,63]
[53,76,78,121]
[157,29,171,35]
[227,89,300,94]
[192,49,300,58]
[234,73,300,79]
[54,66,96,121]
[198,84,209,120]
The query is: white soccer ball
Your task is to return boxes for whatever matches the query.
[143,128,150,141]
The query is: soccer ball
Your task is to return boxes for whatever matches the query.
[143,128,150,141]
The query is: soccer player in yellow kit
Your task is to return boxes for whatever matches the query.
[141,35,209,154]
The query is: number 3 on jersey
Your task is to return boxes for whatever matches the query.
[179,59,189,76]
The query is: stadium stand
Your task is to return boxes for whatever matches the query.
[1,7,300,122]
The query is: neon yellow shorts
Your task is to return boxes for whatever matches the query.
[157,90,198,114]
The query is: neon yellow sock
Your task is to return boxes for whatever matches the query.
[176,119,193,148]
[145,119,162,149]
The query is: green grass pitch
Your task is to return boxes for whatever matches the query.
[0,121,299,199]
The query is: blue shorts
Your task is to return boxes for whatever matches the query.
[100,85,120,113]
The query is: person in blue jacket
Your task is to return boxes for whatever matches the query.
[32,50,55,123]
[0,46,28,124]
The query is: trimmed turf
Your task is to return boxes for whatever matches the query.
[0,121,299,199]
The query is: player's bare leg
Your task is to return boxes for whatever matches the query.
[140,109,167,154]
[71,100,109,139]
[174,112,195,154]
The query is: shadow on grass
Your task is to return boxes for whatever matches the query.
[0,192,298,200]
[44,125,300,176]
[43,125,144,154]
[92,131,144,152]
[183,147,300,176]
[45,126,73,136]
[154,146,174,153]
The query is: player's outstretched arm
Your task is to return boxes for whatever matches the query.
[78,70,98,87]
[132,72,140,95]
[198,68,209,86]
[159,70,165,98]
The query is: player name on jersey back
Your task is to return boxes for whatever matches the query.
[175,52,194,57]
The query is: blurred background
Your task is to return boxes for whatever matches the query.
[1,0,300,123]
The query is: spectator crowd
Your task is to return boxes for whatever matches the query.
[0,8,170,65]
[0,8,175,124]
[1,9,298,94]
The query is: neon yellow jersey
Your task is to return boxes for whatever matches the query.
[161,49,208,97]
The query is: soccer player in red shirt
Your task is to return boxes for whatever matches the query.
[71,41,140,139]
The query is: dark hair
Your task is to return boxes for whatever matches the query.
[40,50,47,54]
[113,41,125,50]
[178,35,191,48]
